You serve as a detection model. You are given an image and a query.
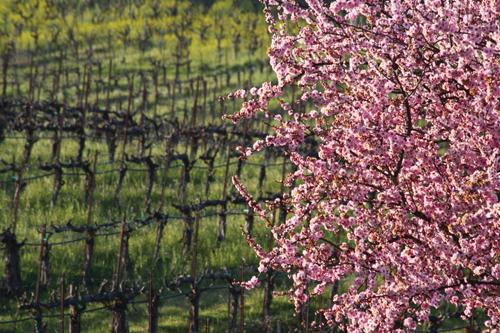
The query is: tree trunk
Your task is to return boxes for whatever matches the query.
[110,299,129,333]
[0,229,23,296]
[82,230,95,288]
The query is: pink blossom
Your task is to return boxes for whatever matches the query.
[403,318,417,330]
[240,276,260,290]
[228,1,500,332]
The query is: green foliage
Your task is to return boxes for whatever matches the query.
[0,0,269,62]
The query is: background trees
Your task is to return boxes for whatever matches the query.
[0,0,268,76]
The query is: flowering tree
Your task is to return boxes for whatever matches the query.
[227,0,499,332]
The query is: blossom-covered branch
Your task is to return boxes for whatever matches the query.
[228,0,499,332]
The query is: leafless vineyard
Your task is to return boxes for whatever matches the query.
[0,54,321,333]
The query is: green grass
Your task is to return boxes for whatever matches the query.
[0,128,296,332]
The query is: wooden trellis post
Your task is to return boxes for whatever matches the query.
[144,156,158,213]
[262,270,276,333]
[240,265,245,333]
[68,285,83,333]
[60,274,65,333]
[114,80,133,207]
[39,226,51,288]
[33,225,46,333]
[227,282,240,333]
[188,208,201,333]
[139,73,148,158]
[148,272,159,333]
[114,220,133,286]
[105,59,113,113]
[188,283,201,333]
[244,208,254,236]
[51,110,64,206]
[217,144,231,243]
[82,153,98,288]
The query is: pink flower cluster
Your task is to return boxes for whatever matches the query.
[229,0,499,332]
